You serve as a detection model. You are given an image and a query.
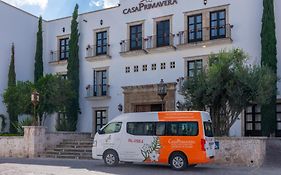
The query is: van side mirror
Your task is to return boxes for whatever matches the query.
[97,129,104,135]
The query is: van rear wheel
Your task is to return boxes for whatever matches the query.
[103,150,119,166]
[169,153,187,170]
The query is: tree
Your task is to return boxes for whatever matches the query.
[260,0,277,136]
[3,81,33,119]
[7,43,17,133]
[182,49,276,136]
[2,75,74,128]
[34,16,43,83]
[36,75,74,126]
[66,4,80,131]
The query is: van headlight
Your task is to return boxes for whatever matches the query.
[93,140,97,147]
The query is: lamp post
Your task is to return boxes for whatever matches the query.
[157,79,167,111]
[31,90,40,125]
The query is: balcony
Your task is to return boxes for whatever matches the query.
[85,84,110,100]
[85,45,111,62]
[49,51,67,65]
[177,24,233,49]
[120,34,176,56]
[120,38,148,57]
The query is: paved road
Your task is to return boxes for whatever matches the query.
[0,158,280,175]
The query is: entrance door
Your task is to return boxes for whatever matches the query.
[134,104,163,112]
[245,105,262,136]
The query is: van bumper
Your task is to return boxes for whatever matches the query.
[92,147,103,160]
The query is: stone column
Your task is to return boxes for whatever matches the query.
[23,126,46,158]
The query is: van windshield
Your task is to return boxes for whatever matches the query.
[204,122,214,137]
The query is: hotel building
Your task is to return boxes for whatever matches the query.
[0,0,281,136]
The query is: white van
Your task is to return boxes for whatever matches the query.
[92,111,215,170]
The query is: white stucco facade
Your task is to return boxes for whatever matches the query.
[0,0,280,136]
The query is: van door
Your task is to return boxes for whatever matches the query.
[119,122,156,162]
[97,122,122,155]
[203,122,215,158]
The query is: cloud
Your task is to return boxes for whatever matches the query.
[2,0,48,10]
[89,0,119,8]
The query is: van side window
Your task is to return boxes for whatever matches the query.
[127,122,155,136]
[166,122,198,136]
[101,122,122,134]
[156,123,165,136]
[204,122,213,137]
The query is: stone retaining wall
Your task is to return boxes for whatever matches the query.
[0,127,91,158]
[0,136,26,157]
[215,137,267,167]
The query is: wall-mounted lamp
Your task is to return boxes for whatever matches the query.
[176,101,181,109]
[100,19,103,26]
[118,104,123,112]
[204,0,207,5]
[62,27,65,33]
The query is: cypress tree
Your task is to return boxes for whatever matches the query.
[260,0,277,136]
[66,4,80,131]
[7,43,17,133]
[34,16,43,83]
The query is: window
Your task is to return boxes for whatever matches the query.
[59,38,69,60]
[167,122,198,136]
[127,122,155,136]
[94,70,107,96]
[134,65,139,72]
[156,20,170,47]
[204,122,214,137]
[96,31,107,55]
[161,63,166,70]
[152,64,157,71]
[276,104,281,136]
[125,66,130,73]
[156,123,165,136]
[170,61,176,69]
[187,60,203,77]
[95,110,108,132]
[188,14,202,43]
[245,105,262,136]
[126,122,198,136]
[143,65,147,71]
[210,10,226,40]
[130,24,142,50]
[100,122,122,134]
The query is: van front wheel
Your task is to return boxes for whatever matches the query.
[103,150,119,166]
[170,153,187,170]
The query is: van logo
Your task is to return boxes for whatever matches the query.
[122,0,178,15]
[168,139,195,148]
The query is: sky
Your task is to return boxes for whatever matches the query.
[2,0,119,20]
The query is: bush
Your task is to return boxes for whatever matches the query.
[12,117,33,135]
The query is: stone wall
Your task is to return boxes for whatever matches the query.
[215,137,267,167]
[0,127,91,158]
[0,136,26,157]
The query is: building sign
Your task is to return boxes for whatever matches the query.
[123,0,178,15]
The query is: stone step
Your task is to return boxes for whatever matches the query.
[59,142,93,146]
[44,150,91,156]
[52,148,92,153]
[56,144,92,149]
[42,154,92,160]
[62,140,93,144]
